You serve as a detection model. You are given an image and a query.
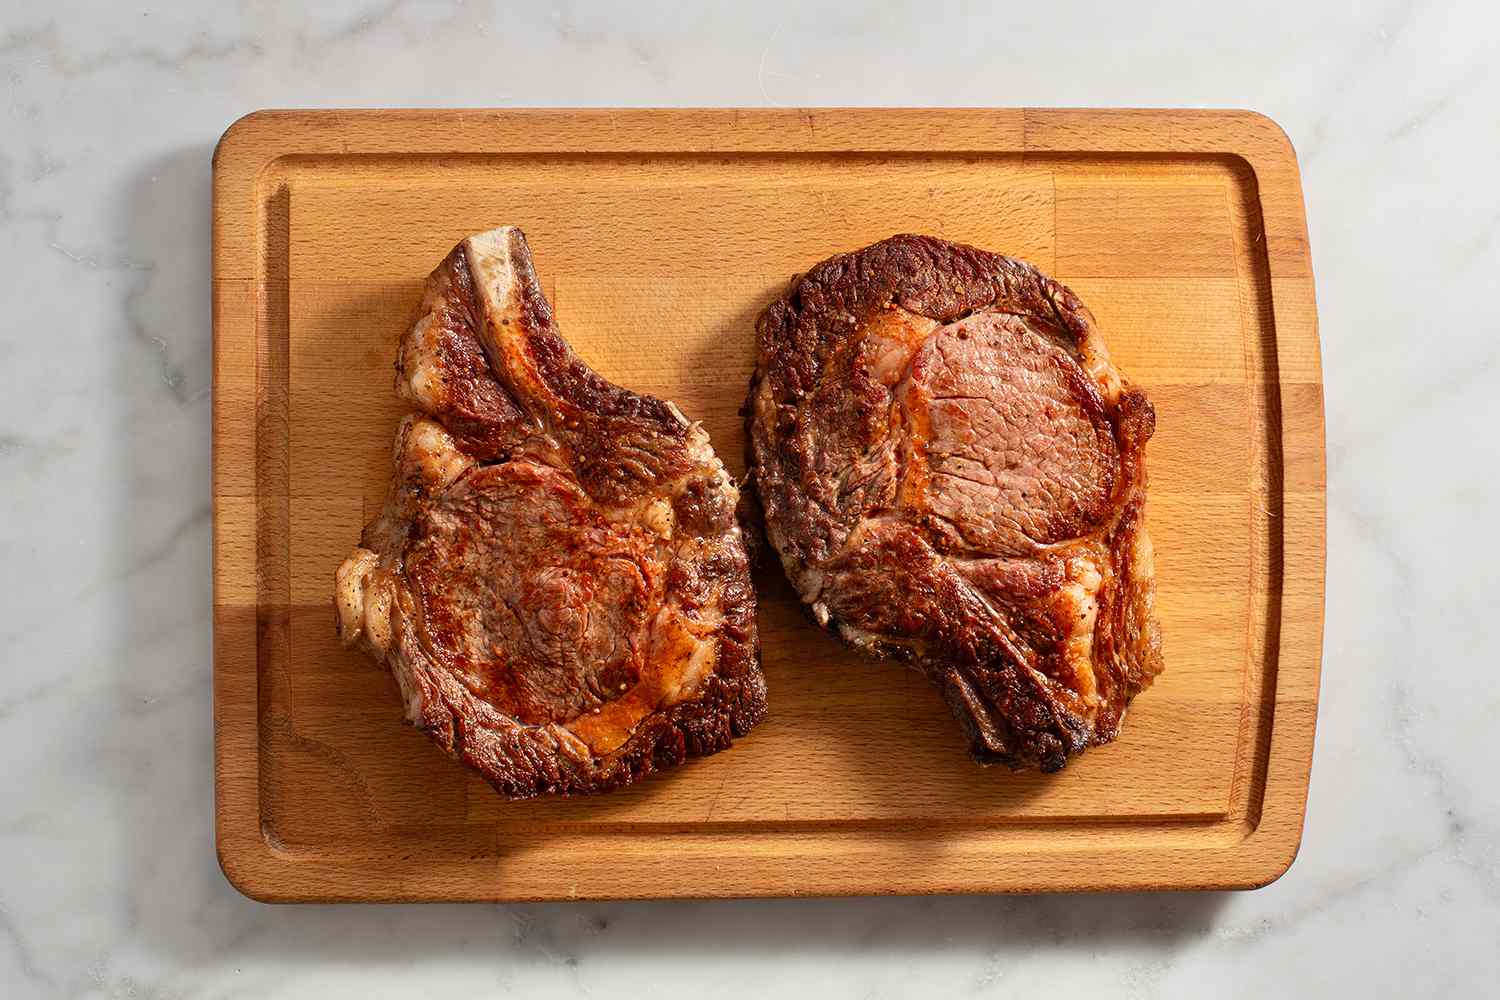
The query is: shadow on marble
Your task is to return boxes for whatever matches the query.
[106,142,223,971]
[170,891,1234,966]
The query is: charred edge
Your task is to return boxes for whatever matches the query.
[502,229,688,436]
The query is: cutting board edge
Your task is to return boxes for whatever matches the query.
[211,108,1323,901]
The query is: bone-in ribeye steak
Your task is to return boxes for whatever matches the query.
[336,227,766,799]
[746,235,1163,772]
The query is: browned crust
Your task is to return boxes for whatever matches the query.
[353,229,766,800]
[504,230,686,431]
[746,234,1161,772]
[749,234,1093,572]
[497,230,697,508]
[754,233,1066,402]
[408,554,765,800]
[394,244,527,460]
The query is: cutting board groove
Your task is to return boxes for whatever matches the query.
[212,108,1324,900]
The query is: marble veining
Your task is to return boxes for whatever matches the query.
[2,0,1497,996]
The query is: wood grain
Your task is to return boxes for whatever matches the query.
[212,108,1324,900]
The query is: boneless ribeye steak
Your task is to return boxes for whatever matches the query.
[336,227,766,799]
[746,235,1163,772]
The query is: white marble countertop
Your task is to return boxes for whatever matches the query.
[3,1,1497,996]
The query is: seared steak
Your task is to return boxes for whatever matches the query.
[337,227,766,799]
[746,235,1162,772]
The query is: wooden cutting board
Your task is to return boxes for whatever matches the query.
[212,108,1324,901]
